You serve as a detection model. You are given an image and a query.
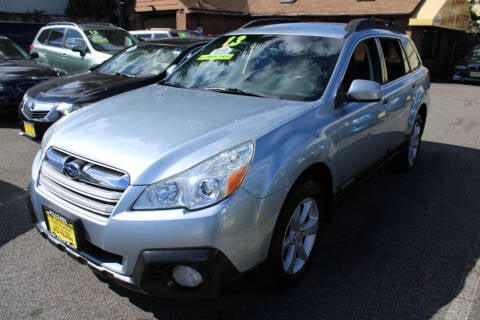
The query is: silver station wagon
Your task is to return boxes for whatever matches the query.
[28,19,429,299]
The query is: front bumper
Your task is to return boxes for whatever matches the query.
[28,151,283,298]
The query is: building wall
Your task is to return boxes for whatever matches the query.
[0,0,67,14]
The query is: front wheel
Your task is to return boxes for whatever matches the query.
[267,180,324,286]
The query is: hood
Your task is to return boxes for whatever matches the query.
[44,84,313,185]
[0,60,59,82]
[28,71,155,104]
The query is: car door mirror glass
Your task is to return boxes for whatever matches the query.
[347,79,382,102]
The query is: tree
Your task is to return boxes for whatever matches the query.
[468,0,480,33]
[65,0,117,22]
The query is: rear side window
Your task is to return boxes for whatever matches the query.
[154,33,168,39]
[47,28,65,48]
[379,38,409,82]
[37,29,50,44]
[402,39,421,71]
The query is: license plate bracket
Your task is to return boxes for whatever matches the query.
[44,207,80,249]
[470,71,480,78]
[23,121,36,138]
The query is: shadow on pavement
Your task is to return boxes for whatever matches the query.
[0,114,20,129]
[106,140,480,319]
[0,180,32,247]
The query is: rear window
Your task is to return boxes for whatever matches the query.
[402,39,421,71]
[37,29,51,44]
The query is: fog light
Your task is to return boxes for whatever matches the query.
[172,265,203,288]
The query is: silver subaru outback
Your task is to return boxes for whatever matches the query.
[28,19,429,299]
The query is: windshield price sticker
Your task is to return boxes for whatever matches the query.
[198,35,247,61]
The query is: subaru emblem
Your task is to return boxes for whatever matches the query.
[63,162,81,180]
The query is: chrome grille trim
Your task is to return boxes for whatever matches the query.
[22,107,49,119]
[39,147,130,217]
[41,163,123,203]
[38,176,115,216]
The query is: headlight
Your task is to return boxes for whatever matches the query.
[133,141,255,211]
[455,65,467,70]
[56,102,80,115]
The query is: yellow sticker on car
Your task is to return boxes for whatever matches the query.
[23,121,36,137]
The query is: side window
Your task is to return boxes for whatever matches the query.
[379,38,409,82]
[65,29,85,49]
[47,28,65,48]
[402,39,421,71]
[37,29,50,44]
[342,38,382,91]
[154,33,168,39]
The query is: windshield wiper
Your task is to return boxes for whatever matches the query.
[163,81,188,88]
[200,87,272,98]
[115,72,136,78]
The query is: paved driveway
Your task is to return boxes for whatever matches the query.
[0,83,479,320]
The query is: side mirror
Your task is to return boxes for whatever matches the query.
[166,64,177,76]
[29,52,39,59]
[346,79,382,102]
[71,45,87,57]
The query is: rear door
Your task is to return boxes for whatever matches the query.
[377,37,414,150]
[44,27,66,70]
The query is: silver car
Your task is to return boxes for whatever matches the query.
[30,22,138,74]
[28,19,429,299]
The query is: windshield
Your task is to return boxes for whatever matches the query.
[167,34,344,101]
[0,38,30,60]
[97,44,184,77]
[84,28,138,53]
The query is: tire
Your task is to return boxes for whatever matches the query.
[393,113,424,171]
[267,180,325,287]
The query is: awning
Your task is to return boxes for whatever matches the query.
[409,0,471,31]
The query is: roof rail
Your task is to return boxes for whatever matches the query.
[81,22,116,27]
[239,18,301,29]
[47,22,79,27]
[46,22,116,28]
[345,18,405,34]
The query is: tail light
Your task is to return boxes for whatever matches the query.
[29,44,34,52]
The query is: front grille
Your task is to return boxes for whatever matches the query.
[16,81,37,93]
[23,106,49,119]
[38,148,130,217]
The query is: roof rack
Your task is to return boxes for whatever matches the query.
[47,22,79,27]
[345,18,405,34]
[240,18,301,29]
[46,22,116,27]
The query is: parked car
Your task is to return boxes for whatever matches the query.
[28,19,429,299]
[19,37,210,140]
[0,36,63,116]
[30,22,138,74]
[130,29,201,40]
[452,45,480,82]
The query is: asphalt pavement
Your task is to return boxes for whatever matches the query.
[0,82,479,320]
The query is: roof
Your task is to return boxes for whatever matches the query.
[233,22,348,38]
